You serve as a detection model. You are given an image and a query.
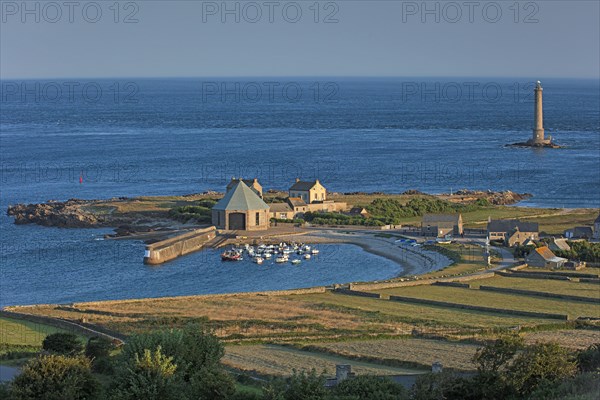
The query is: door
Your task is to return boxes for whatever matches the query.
[229,213,246,230]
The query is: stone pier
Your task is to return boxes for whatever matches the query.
[143,226,217,265]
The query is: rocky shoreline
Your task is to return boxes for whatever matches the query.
[6,189,532,231]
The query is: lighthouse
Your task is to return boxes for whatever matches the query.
[532,81,545,144]
[509,80,559,148]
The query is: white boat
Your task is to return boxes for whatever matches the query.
[263,252,272,259]
[252,256,264,264]
[311,249,320,255]
[275,256,288,263]
[303,254,311,260]
[291,259,301,265]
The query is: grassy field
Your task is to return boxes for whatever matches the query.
[470,276,600,299]
[294,338,479,371]
[519,267,600,277]
[374,286,600,319]
[419,243,490,279]
[293,292,560,329]
[522,329,600,350]
[0,317,71,349]
[223,344,426,377]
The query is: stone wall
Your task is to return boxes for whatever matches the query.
[349,273,495,291]
[144,227,217,265]
[479,286,599,304]
[388,295,569,320]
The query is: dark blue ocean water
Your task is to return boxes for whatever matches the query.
[1,78,599,306]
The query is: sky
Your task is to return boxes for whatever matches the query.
[1,0,599,79]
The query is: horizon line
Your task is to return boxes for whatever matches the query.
[1,75,598,81]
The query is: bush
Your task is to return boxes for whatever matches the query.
[528,372,600,400]
[85,336,114,360]
[506,342,577,396]
[110,346,180,400]
[577,343,600,372]
[42,333,83,355]
[332,375,409,400]
[11,355,99,400]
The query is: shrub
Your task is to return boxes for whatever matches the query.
[42,333,83,355]
[506,343,577,396]
[85,336,114,360]
[109,346,180,400]
[11,355,99,400]
[333,375,409,400]
[577,343,600,372]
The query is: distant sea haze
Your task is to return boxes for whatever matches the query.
[0,77,599,307]
[1,77,598,208]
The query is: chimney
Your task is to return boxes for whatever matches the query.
[295,178,300,182]
[432,362,443,374]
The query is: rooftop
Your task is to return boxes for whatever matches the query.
[488,219,539,233]
[213,180,269,211]
[290,179,321,191]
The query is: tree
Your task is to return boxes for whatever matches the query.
[332,375,409,400]
[11,355,99,400]
[186,367,236,400]
[473,334,524,374]
[85,336,114,360]
[506,342,577,396]
[279,369,328,400]
[85,336,115,372]
[577,343,600,372]
[42,333,83,355]
[110,346,180,400]
[411,372,477,400]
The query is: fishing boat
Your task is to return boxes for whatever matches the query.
[275,256,288,263]
[303,254,311,260]
[221,251,242,261]
[291,259,301,265]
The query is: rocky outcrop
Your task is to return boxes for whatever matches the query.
[447,190,531,205]
[7,199,102,228]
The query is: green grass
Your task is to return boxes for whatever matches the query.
[0,317,71,348]
[294,292,560,329]
[471,276,600,299]
[374,286,600,319]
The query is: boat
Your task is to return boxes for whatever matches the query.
[275,256,288,263]
[311,249,320,255]
[291,259,301,265]
[252,256,264,264]
[221,251,242,261]
[263,252,272,259]
[303,254,311,260]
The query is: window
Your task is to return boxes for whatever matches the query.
[256,212,260,226]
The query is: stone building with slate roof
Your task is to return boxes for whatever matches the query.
[212,179,270,231]
[289,179,327,203]
[487,219,539,247]
[526,246,567,269]
[226,177,263,198]
[421,214,463,237]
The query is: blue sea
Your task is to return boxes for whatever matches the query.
[1,77,599,306]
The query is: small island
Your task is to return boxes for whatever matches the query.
[508,81,562,148]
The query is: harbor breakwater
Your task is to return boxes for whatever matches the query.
[143,227,217,265]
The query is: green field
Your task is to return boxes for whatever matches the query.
[471,276,600,299]
[374,286,600,319]
[0,317,71,349]
[295,292,559,329]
